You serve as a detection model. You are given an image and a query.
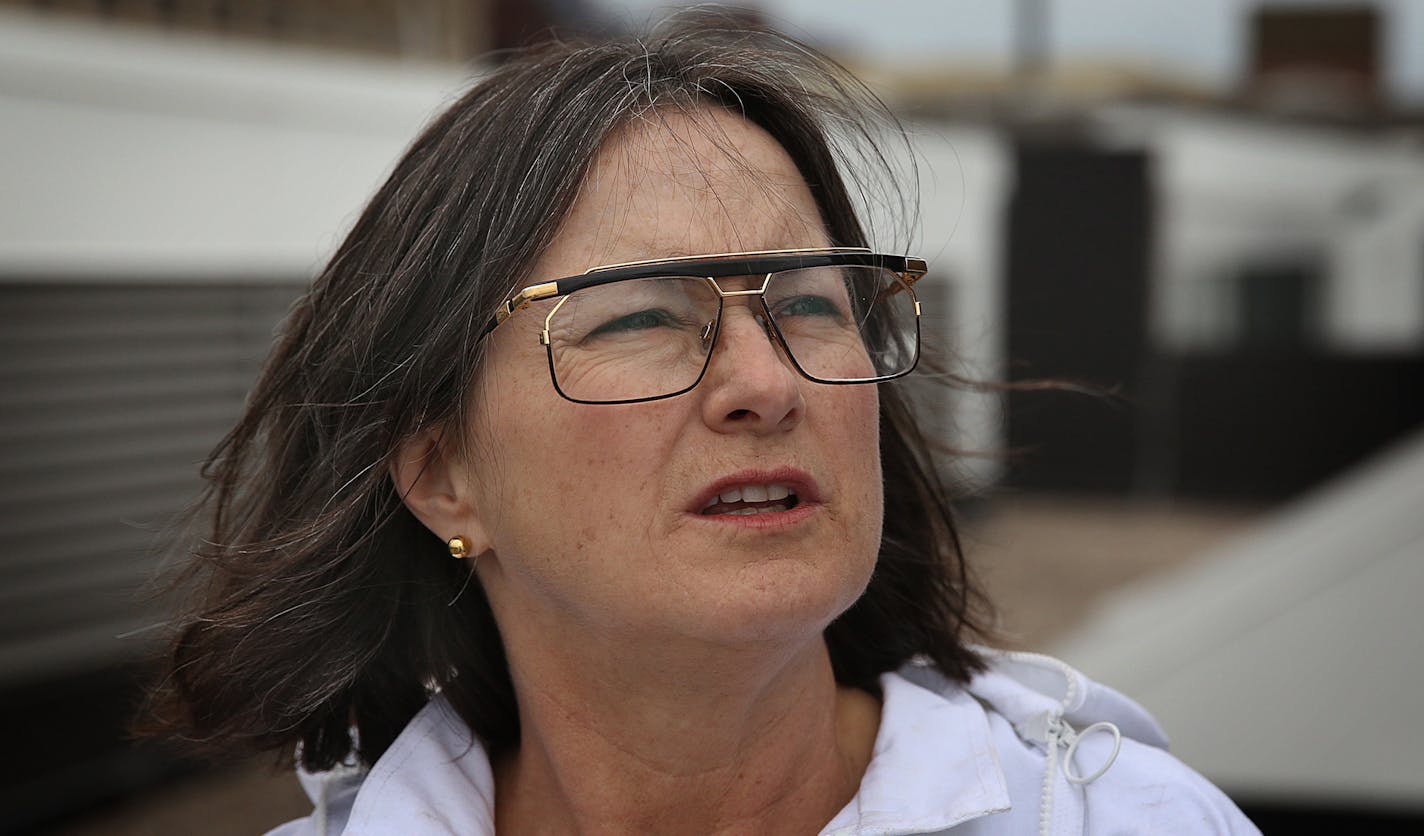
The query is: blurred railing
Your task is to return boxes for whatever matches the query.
[0,280,303,686]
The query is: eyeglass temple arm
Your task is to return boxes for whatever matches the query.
[481,281,562,337]
[902,257,928,284]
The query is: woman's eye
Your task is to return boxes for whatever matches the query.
[776,295,843,319]
[587,308,674,337]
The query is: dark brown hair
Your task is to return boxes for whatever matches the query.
[143,10,990,771]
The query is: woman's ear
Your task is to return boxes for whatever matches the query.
[389,428,492,557]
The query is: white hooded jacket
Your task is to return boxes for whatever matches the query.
[268,649,1259,835]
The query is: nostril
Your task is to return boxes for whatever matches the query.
[727,409,752,421]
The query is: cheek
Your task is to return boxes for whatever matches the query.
[839,388,883,491]
[544,405,680,487]
[473,402,693,628]
[475,387,681,557]
[845,390,886,569]
[806,383,883,544]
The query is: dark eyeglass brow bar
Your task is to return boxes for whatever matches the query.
[480,247,929,338]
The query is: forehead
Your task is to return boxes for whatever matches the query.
[537,107,829,277]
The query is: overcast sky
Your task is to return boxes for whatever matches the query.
[595,0,1424,106]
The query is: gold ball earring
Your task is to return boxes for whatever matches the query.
[447,536,470,559]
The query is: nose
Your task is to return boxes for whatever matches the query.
[699,303,804,435]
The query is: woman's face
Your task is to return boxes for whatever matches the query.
[457,108,883,652]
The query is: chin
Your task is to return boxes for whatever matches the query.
[683,554,874,647]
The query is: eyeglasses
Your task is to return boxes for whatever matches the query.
[481,247,927,405]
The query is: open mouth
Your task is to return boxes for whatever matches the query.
[699,483,800,516]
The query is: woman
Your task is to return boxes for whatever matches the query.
[146,12,1257,835]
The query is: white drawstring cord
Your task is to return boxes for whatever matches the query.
[1064,721,1123,785]
[1036,716,1124,836]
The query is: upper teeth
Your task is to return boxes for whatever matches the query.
[707,483,794,509]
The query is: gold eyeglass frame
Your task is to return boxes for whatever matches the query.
[480,247,928,405]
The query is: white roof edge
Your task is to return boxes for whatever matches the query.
[1052,426,1424,683]
[0,7,472,132]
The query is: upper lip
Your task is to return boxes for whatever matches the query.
[688,467,822,514]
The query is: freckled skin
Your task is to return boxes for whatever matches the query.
[461,107,883,657]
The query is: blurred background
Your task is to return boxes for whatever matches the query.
[1,0,1421,832]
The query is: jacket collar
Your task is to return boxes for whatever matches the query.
[340,696,495,835]
[820,670,1010,834]
[331,670,1012,835]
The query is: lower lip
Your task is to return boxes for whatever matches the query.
[689,501,820,530]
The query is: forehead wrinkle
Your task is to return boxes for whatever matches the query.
[669,106,829,251]
[589,136,647,265]
[581,107,828,262]
[549,121,651,271]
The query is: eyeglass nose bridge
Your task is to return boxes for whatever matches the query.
[696,273,794,365]
[700,273,782,344]
[705,272,774,299]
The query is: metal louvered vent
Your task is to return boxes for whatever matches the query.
[0,280,304,685]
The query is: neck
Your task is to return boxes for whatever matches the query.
[492,635,881,835]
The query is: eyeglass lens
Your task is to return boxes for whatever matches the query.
[545,265,917,403]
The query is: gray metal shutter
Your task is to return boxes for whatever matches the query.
[0,280,304,684]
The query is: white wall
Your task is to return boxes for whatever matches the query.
[0,8,468,281]
[1103,104,1424,353]
[903,123,1011,486]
